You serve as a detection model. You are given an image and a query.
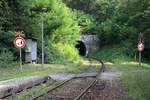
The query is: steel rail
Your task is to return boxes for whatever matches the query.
[32,77,74,100]
[74,79,97,100]
[32,57,106,100]
[74,57,106,100]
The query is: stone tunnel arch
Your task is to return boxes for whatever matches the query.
[75,41,87,56]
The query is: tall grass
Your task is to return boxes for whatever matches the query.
[93,45,150,100]
[93,45,131,63]
[119,64,150,100]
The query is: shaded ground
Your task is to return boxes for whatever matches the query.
[82,67,127,100]
[0,61,130,100]
[82,82,126,100]
[47,67,127,100]
[48,78,94,100]
[49,72,97,80]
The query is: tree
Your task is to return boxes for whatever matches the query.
[27,0,81,62]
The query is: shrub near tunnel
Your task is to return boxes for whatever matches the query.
[54,43,80,62]
[28,0,81,63]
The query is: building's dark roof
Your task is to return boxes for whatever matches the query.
[26,37,37,41]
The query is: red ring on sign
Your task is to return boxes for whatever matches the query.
[13,37,26,48]
[138,43,144,52]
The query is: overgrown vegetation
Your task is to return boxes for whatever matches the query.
[92,45,130,63]
[64,0,150,60]
[0,0,150,66]
[16,83,55,100]
[93,45,150,100]
[116,63,150,100]
[0,0,81,65]
[1,1,150,99]
[0,49,17,68]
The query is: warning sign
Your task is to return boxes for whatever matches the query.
[14,37,26,48]
[138,43,144,52]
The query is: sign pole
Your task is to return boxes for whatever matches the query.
[20,48,23,71]
[14,32,25,71]
[41,13,44,68]
[139,35,141,67]
[139,51,141,67]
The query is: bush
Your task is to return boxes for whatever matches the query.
[44,42,68,64]
[28,0,80,44]
[73,10,97,34]
[0,31,20,61]
[0,49,17,67]
[27,0,81,63]
[54,43,80,62]
[92,45,131,63]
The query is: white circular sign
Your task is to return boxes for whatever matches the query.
[138,43,144,52]
[14,37,25,48]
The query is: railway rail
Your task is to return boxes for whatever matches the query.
[0,57,106,100]
[32,57,106,100]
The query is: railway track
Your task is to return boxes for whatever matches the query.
[32,58,106,100]
[0,58,106,100]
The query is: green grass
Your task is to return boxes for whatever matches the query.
[115,63,150,100]
[105,61,150,100]
[0,59,100,81]
[93,45,131,63]
[16,81,63,100]
[93,45,150,100]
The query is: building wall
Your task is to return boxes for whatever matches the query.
[25,39,37,63]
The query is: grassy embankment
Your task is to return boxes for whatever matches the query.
[94,45,150,100]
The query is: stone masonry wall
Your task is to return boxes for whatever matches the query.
[78,35,100,55]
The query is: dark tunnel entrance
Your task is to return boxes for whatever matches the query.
[75,41,86,56]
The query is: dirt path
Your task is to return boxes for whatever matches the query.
[89,67,127,100]
[48,67,128,100]
[0,66,128,100]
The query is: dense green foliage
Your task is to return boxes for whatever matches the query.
[0,0,150,66]
[0,0,81,65]
[0,49,17,67]
[0,0,32,32]
[92,45,131,63]
[27,0,81,62]
[0,31,18,67]
[73,10,98,34]
[0,0,35,66]
[64,0,150,60]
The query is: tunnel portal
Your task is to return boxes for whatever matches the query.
[75,41,86,56]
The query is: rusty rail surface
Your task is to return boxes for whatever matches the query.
[33,57,106,100]
[32,77,74,100]
[74,57,106,100]
[1,58,106,100]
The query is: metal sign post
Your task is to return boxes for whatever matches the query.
[41,7,47,68]
[41,14,44,68]
[139,51,141,67]
[13,32,25,71]
[20,48,22,71]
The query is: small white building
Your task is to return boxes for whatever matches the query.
[25,38,37,64]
